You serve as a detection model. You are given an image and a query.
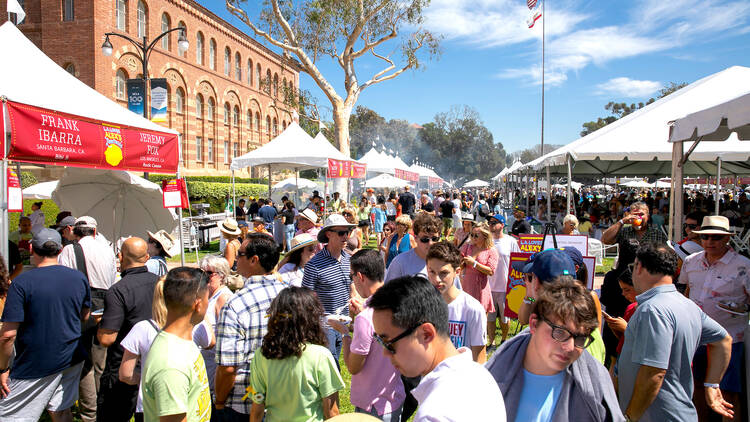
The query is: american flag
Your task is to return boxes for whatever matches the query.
[527,0,537,9]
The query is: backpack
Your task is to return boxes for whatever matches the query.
[477,202,490,218]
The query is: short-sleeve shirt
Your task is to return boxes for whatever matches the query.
[491,236,520,292]
[398,192,416,215]
[58,235,117,290]
[349,303,405,415]
[447,291,487,349]
[515,369,565,422]
[615,224,667,249]
[302,248,351,317]
[250,344,344,422]
[121,319,160,413]
[618,284,727,422]
[385,249,462,289]
[99,266,158,383]
[1,265,90,379]
[214,275,285,414]
[440,200,455,219]
[679,249,750,342]
[142,331,211,421]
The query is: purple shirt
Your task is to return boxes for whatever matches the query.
[349,301,406,415]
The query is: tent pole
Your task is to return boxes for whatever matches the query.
[525,170,530,215]
[231,170,236,220]
[566,155,572,216]
[670,141,684,242]
[324,168,329,217]
[177,134,185,266]
[715,158,722,215]
[267,164,272,199]
[15,162,21,214]
[546,166,552,222]
[295,168,299,209]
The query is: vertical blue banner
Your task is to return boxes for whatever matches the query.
[150,78,168,123]
[127,79,145,116]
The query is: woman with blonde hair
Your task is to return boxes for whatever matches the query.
[460,222,499,316]
[384,214,416,268]
[561,213,580,235]
[118,277,168,422]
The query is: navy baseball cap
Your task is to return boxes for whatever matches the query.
[488,214,506,224]
[561,247,584,267]
[32,228,63,251]
[511,249,576,283]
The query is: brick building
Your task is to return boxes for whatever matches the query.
[1,0,299,176]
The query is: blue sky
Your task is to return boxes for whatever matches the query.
[206,0,750,154]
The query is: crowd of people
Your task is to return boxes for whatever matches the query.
[0,182,746,422]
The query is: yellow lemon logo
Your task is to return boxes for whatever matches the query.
[506,284,527,317]
[105,144,123,166]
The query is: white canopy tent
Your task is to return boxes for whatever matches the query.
[22,180,58,199]
[358,148,395,174]
[365,173,412,189]
[621,180,653,188]
[463,179,489,188]
[0,22,182,264]
[272,177,317,190]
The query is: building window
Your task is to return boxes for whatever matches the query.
[196,32,204,65]
[160,13,170,50]
[177,22,186,57]
[209,39,216,71]
[273,74,278,97]
[208,139,214,162]
[233,142,239,158]
[223,103,230,125]
[255,112,261,132]
[207,98,215,121]
[175,88,184,114]
[196,136,202,161]
[115,0,126,30]
[273,117,278,136]
[63,0,74,21]
[224,141,230,164]
[246,109,252,128]
[235,52,242,81]
[247,59,252,85]
[257,64,261,89]
[224,47,231,76]
[64,63,76,76]
[265,70,272,94]
[196,94,203,118]
[266,116,271,135]
[136,1,147,39]
[233,106,239,127]
[115,69,127,99]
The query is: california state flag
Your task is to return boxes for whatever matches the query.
[527,6,542,28]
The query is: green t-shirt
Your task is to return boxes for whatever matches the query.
[586,327,606,365]
[250,343,344,422]
[142,331,211,422]
[357,206,371,221]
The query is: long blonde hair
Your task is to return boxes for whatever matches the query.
[472,222,494,250]
[152,277,167,328]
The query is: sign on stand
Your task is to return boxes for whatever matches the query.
[504,252,533,319]
[162,179,189,209]
[7,169,22,212]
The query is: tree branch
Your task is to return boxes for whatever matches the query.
[352,28,397,59]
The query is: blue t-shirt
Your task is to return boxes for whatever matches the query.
[1,265,91,379]
[514,369,565,422]
[258,205,278,223]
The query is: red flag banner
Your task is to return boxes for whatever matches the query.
[7,169,22,212]
[527,0,537,9]
[162,179,189,209]
[6,101,179,173]
[739,177,750,184]
[351,162,367,178]
[328,159,363,179]
[395,168,419,182]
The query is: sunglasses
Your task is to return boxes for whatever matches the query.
[333,229,352,237]
[419,236,440,243]
[470,233,483,238]
[539,315,594,349]
[683,223,699,229]
[700,234,727,241]
[237,251,247,258]
[374,324,421,354]
[342,213,353,217]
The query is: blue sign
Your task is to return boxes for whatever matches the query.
[127,79,145,116]
[150,78,168,123]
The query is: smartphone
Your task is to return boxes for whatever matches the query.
[601,310,612,319]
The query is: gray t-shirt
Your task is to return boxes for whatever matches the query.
[618,284,727,422]
[385,249,461,289]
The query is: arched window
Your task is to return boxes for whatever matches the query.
[233,106,239,126]
[223,102,230,124]
[207,97,215,121]
[235,52,241,82]
[255,112,261,132]
[64,63,76,76]
[177,22,186,57]
[247,109,252,129]
[136,1,147,39]
[161,13,170,50]
[196,32,204,65]
[115,0,126,30]
[224,47,231,76]
[175,88,185,114]
[209,39,216,71]
[273,73,279,97]
[256,64,261,89]
[196,94,204,118]
[273,117,278,136]
[266,115,271,135]
[115,69,127,99]
[247,59,253,86]
[265,70,272,94]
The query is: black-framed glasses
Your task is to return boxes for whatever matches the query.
[419,236,440,243]
[539,315,594,349]
[237,251,248,258]
[470,233,481,238]
[333,229,352,237]
[700,234,727,241]
[374,324,421,354]
[683,223,699,229]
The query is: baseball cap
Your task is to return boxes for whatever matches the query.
[561,247,584,267]
[488,214,506,224]
[511,249,576,283]
[32,228,63,251]
[58,215,77,227]
[75,216,97,228]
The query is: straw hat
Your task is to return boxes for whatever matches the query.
[693,216,734,235]
[460,212,475,222]
[327,414,381,421]
[299,208,319,224]
[219,217,242,236]
[317,214,356,243]
[287,233,319,254]
[147,230,176,257]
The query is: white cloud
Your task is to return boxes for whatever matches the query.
[595,77,662,98]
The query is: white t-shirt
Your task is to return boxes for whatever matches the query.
[58,235,117,290]
[491,236,520,292]
[385,249,462,290]
[386,201,397,216]
[447,291,487,349]
[278,262,304,287]
[411,348,506,422]
[120,319,160,413]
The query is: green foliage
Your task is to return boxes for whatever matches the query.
[187,181,268,213]
[147,174,268,185]
[8,199,60,232]
[19,171,37,189]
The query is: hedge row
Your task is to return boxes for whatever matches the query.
[186,181,269,214]
[147,174,268,185]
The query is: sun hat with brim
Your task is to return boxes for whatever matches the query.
[288,233,319,254]
[219,218,242,236]
[317,214,356,243]
[461,212,475,222]
[299,208,319,224]
[147,230,176,257]
[693,216,734,235]
[668,240,703,260]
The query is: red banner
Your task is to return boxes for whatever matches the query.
[7,169,22,212]
[162,179,189,209]
[351,162,367,178]
[428,176,443,186]
[505,252,533,319]
[395,168,419,182]
[6,101,179,173]
[328,159,366,178]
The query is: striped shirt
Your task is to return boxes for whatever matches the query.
[302,247,352,317]
[214,274,285,415]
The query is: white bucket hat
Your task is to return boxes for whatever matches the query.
[317,214,356,243]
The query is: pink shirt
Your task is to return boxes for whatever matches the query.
[295,226,323,252]
[349,302,406,415]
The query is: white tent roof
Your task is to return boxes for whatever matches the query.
[365,173,412,189]
[669,91,750,142]
[272,177,317,190]
[231,124,351,170]
[410,163,442,179]
[621,180,653,188]
[392,156,411,171]
[463,179,489,188]
[0,22,176,135]
[22,180,58,199]
[521,66,750,177]
[358,148,395,174]
[492,167,509,181]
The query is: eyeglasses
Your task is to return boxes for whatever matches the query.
[419,236,440,243]
[539,315,594,349]
[374,324,421,354]
[470,233,482,238]
[342,213,352,217]
[333,229,352,237]
[700,234,727,241]
[237,251,248,258]
[683,223,699,229]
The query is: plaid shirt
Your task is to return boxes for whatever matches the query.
[616,224,667,248]
[214,274,285,414]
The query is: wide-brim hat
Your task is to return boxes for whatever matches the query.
[299,208,318,224]
[288,233,319,254]
[668,240,703,260]
[693,216,734,235]
[461,212,475,222]
[219,218,242,236]
[147,230,176,257]
[317,214,356,243]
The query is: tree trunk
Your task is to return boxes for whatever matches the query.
[331,104,354,200]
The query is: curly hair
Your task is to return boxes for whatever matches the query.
[261,287,328,360]
[412,213,441,236]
